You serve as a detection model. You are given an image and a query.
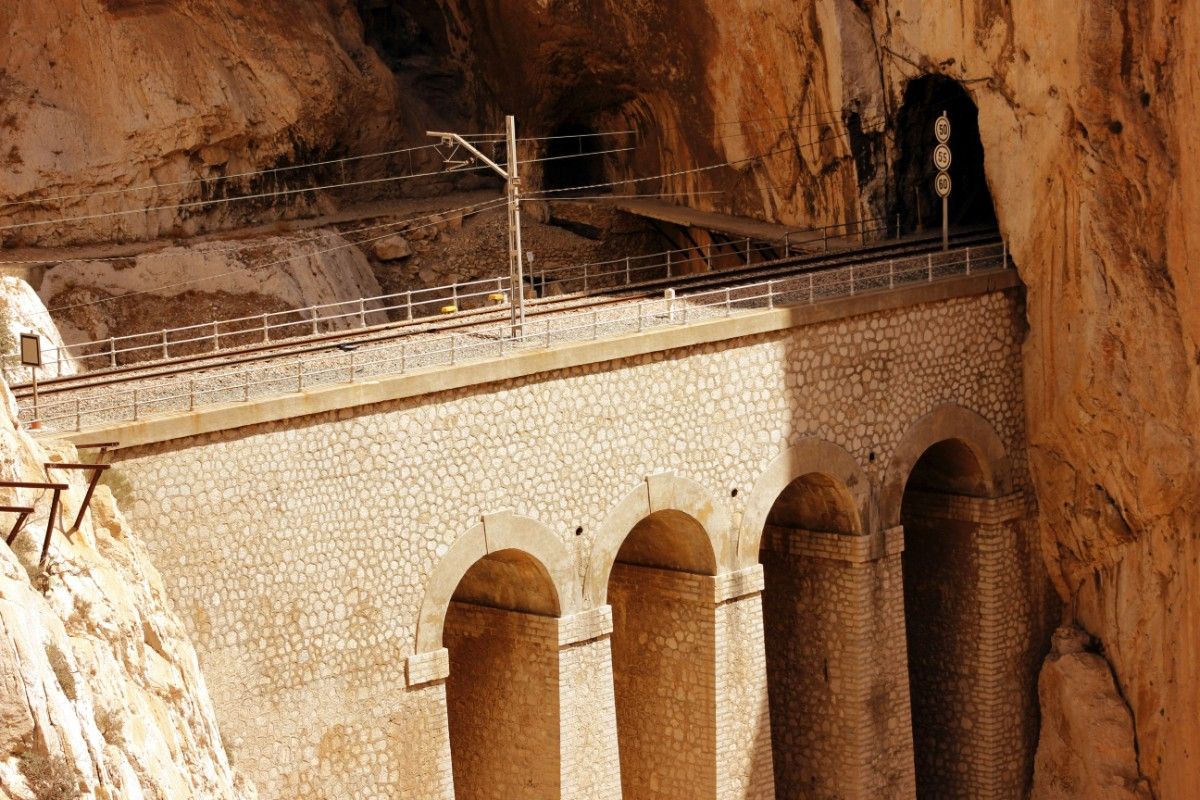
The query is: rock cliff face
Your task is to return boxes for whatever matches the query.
[0,0,402,246]
[2,0,1196,797]
[0,382,254,798]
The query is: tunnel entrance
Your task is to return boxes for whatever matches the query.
[444,549,561,800]
[900,439,990,799]
[893,75,997,234]
[543,123,609,194]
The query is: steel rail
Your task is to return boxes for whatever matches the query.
[14,229,999,400]
[14,227,997,398]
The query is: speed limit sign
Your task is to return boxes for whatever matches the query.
[935,172,952,198]
[933,143,952,171]
[935,114,951,144]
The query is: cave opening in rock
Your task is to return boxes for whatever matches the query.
[892,75,997,234]
[444,549,561,800]
[607,509,719,799]
[543,122,610,194]
[759,472,862,794]
[900,439,989,799]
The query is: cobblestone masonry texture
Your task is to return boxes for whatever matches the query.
[107,289,1052,799]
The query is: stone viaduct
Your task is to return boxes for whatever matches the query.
[69,270,1056,799]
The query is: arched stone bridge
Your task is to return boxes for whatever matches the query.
[71,270,1055,799]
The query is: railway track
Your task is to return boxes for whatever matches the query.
[13,227,1000,402]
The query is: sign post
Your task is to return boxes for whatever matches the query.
[19,333,41,429]
[934,112,952,251]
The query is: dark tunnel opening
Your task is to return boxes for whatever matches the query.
[543,122,610,194]
[893,75,997,234]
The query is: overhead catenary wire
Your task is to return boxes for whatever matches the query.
[0,142,447,212]
[35,195,513,316]
[0,129,644,212]
[0,145,634,236]
[28,122,870,315]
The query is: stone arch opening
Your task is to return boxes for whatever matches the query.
[892,74,997,234]
[607,508,720,799]
[900,438,989,799]
[444,548,562,800]
[758,471,863,796]
[543,121,609,193]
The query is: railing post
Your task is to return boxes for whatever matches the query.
[896,213,901,240]
[400,341,407,373]
[212,321,219,353]
[767,281,775,309]
[927,254,934,282]
[311,308,319,335]
[545,319,552,348]
[1003,239,1008,269]
[638,301,645,333]
[966,247,972,275]
[583,263,589,293]
[189,379,195,412]
[358,298,367,327]
[592,309,599,340]
[664,288,675,323]
[74,398,81,432]
[823,228,828,252]
[889,260,895,289]
[243,374,250,402]
[665,251,671,275]
[850,266,856,296]
[783,232,789,256]
[745,238,751,265]
[132,389,139,421]
[348,352,356,383]
[452,283,459,310]
[808,274,815,304]
[725,288,732,317]
[296,360,303,393]
[450,335,456,365]
[161,330,169,359]
[625,256,631,285]
[109,337,117,368]
[262,314,270,343]
[406,291,413,321]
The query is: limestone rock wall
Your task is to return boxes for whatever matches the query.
[0,0,402,247]
[38,231,383,350]
[0,379,254,799]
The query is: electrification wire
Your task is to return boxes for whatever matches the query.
[525,122,870,199]
[0,142,447,212]
[31,123,871,314]
[36,196,512,315]
[0,145,630,235]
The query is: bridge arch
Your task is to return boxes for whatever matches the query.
[415,511,579,654]
[591,474,730,798]
[879,403,1010,529]
[737,438,870,567]
[585,472,730,605]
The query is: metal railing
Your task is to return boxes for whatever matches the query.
[22,241,1009,433]
[37,216,893,377]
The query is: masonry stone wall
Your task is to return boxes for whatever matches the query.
[106,288,1048,799]
[443,602,560,800]
[609,563,717,799]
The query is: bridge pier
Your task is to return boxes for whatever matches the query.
[608,562,776,800]
[902,491,1040,799]
[760,525,916,798]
